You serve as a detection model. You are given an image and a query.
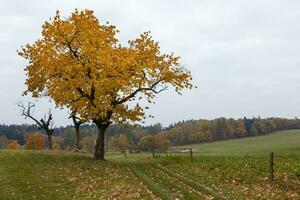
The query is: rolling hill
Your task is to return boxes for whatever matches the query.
[180,129,300,155]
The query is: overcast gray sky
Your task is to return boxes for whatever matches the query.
[1,0,300,127]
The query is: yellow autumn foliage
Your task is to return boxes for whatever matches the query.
[18,9,193,125]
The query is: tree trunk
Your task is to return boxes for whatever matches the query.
[94,122,109,160]
[47,133,53,150]
[105,133,108,150]
[75,126,80,151]
[152,148,155,158]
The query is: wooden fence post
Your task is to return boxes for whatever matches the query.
[269,152,274,182]
[189,148,193,162]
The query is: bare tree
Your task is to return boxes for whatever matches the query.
[69,111,84,152]
[18,102,54,150]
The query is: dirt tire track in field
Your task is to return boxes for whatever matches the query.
[151,164,214,200]
[127,166,161,200]
[130,165,168,200]
[131,164,213,200]
[153,164,229,200]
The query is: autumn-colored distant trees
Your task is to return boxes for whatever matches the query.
[7,140,20,149]
[163,117,300,146]
[24,133,45,150]
[0,117,299,151]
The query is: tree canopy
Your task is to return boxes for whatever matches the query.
[18,9,193,125]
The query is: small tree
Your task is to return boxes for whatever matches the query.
[7,140,20,149]
[138,134,170,157]
[69,111,84,151]
[19,9,193,160]
[138,135,157,158]
[110,135,129,158]
[155,133,170,152]
[25,132,45,150]
[18,102,55,150]
[0,135,8,149]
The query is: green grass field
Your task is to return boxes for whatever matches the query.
[0,130,299,199]
[179,129,300,155]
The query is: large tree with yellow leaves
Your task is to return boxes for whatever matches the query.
[19,9,193,160]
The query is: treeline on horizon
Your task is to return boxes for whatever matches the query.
[0,117,300,149]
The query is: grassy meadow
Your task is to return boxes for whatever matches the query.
[179,129,300,155]
[0,130,299,200]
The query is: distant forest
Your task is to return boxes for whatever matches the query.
[1,117,300,149]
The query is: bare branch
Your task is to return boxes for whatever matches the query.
[18,102,43,127]
[18,102,54,134]
[18,102,55,150]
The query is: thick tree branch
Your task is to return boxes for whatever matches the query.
[114,79,167,105]
[76,87,96,107]
[69,111,84,127]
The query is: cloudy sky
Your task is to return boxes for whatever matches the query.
[0,0,300,127]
